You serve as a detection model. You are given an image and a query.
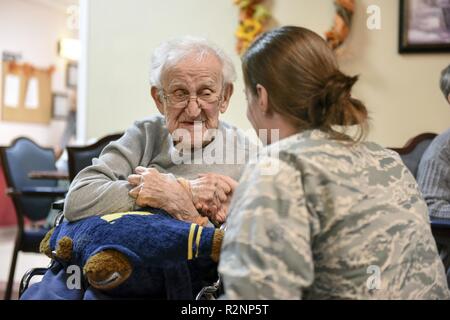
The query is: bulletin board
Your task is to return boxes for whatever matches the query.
[1,61,54,124]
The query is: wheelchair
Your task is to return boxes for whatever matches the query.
[19,200,65,298]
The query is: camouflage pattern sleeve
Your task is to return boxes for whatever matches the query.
[218,156,320,299]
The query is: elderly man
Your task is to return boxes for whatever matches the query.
[417,64,450,219]
[64,36,251,225]
[21,37,251,300]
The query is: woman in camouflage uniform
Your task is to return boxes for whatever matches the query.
[218,26,450,300]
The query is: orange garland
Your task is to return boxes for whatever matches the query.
[7,61,54,76]
[234,0,355,54]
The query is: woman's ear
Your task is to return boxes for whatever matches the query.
[447,93,450,105]
[219,83,234,113]
[255,84,269,115]
[151,86,165,114]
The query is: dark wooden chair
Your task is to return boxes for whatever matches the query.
[0,137,68,300]
[389,133,438,179]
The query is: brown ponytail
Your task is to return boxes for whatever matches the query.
[242,26,369,142]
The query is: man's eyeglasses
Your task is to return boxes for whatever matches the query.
[162,90,222,108]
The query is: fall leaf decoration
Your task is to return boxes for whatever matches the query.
[234,0,271,55]
[325,0,355,50]
[234,0,355,54]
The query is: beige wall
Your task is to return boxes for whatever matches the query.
[83,0,450,147]
[0,0,75,147]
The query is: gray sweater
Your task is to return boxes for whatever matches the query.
[64,115,251,221]
[417,128,450,219]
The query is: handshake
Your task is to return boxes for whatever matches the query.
[127,167,238,227]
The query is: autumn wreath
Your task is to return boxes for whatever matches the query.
[234,0,355,55]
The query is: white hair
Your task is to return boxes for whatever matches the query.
[149,36,236,88]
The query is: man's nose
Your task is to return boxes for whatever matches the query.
[185,98,202,118]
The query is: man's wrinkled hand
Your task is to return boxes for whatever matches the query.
[188,173,238,224]
[127,167,208,226]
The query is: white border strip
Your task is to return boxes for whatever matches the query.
[77,0,89,144]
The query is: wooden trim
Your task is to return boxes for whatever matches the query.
[389,133,438,155]
[6,188,67,198]
[28,170,69,180]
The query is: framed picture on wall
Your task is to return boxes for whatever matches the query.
[66,62,78,88]
[52,93,69,119]
[399,0,450,53]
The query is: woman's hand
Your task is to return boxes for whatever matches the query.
[128,167,208,226]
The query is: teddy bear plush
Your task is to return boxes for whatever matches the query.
[40,208,224,299]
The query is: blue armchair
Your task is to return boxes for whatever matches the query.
[17,133,123,298]
[0,137,67,299]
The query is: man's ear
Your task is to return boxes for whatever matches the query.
[219,83,234,113]
[151,86,165,115]
[256,84,269,115]
[447,93,450,105]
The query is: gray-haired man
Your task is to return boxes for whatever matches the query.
[64,37,251,226]
[417,64,450,219]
